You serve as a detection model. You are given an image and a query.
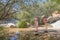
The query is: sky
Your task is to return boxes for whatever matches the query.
[1,0,47,6]
[24,0,47,5]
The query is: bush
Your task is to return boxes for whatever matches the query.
[0,27,4,39]
[18,20,28,28]
[30,19,34,25]
[0,27,3,31]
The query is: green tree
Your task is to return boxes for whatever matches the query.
[17,11,31,19]
[17,0,60,21]
[0,0,19,20]
[51,0,60,4]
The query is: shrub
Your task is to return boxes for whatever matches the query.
[30,19,34,25]
[0,27,3,31]
[0,27,4,40]
[18,20,28,28]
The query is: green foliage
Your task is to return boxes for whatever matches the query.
[51,0,60,4]
[16,0,60,21]
[0,27,3,31]
[17,11,32,20]
[18,20,28,28]
[0,27,4,38]
[30,18,34,25]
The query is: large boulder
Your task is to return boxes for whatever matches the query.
[51,20,60,29]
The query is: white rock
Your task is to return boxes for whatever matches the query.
[51,20,60,29]
[7,23,16,27]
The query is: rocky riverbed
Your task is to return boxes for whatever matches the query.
[19,30,60,40]
[1,29,60,40]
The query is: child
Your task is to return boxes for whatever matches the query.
[34,17,38,31]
